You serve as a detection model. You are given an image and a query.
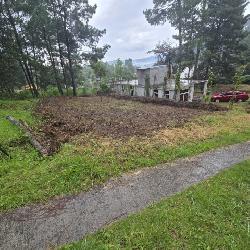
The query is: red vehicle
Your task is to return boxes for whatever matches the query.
[211,91,249,103]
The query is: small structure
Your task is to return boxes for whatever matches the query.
[111,65,208,102]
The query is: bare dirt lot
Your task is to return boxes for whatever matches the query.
[35,96,209,153]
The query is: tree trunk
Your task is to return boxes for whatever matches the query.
[5,3,39,97]
[57,39,68,91]
[177,0,183,67]
[31,37,39,86]
[62,6,77,96]
[0,144,10,158]
[52,0,68,92]
[193,47,201,79]
[18,59,34,97]
[42,27,64,95]
[6,116,49,156]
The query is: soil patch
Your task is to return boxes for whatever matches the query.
[35,96,210,152]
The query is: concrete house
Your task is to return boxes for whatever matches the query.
[136,65,192,101]
[112,64,208,102]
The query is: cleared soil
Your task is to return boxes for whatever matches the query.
[35,96,208,153]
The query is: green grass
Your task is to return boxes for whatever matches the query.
[62,160,250,250]
[1,99,250,212]
[0,99,37,145]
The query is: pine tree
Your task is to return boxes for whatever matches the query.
[144,0,185,66]
[203,0,249,80]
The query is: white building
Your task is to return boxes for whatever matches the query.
[112,65,208,102]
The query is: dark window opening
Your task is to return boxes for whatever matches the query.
[180,89,189,102]
[131,88,134,96]
[165,91,170,99]
[154,89,159,98]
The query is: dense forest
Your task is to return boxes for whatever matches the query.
[0,0,110,97]
[145,0,250,82]
[0,0,250,97]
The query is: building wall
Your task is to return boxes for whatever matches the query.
[113,84,131,96]
[137,65,168,87]
[135,86,145,97]
[149,65,168,87]
[137,69,149,86]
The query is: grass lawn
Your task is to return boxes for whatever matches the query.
[0,98,250,212]
[62,160,250,250]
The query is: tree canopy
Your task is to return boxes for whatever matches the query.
[145,0,249,81]
[0,0,109,96]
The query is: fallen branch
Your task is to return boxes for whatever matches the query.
[0,144,10,158]
[6,116,49,156]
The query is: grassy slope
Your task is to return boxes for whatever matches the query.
[62,160,250,250]
[0,99,250,212]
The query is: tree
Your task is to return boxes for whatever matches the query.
[55,0,109,96]
[203,0,249,80]
[1,0,40,96]
[208,69,216,89]
[124,59,136,81]
[241,18,250,67]
[0,0,109,97]
[233,66,245,90]
[175,68,181,101]
[149,41,177,72]
[144,0,185,66]
[91,61,108,83]
[145,0,249,81]
[114,59,124,82]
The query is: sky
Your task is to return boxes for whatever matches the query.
[89,0,250,61]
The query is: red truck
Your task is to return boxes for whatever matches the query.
[211,91,249,103]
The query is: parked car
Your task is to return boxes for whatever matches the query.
[211,91,249,103]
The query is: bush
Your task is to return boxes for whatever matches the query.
[241,75,250,85]
[41,86,60,97]
[244,63,250,75]
[215,77,233,85]
[16,90,34,99]
[0,90,33,100]
[78,87,88,96]
[91,88,98,95]
[100,83,110,93]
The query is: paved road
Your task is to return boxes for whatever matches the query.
[0,142,250,250]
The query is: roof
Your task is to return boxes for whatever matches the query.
[137,65,167,71]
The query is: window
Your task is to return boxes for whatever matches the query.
[180,89,189,102]
[154,89,159,98]
[165,91,170,99]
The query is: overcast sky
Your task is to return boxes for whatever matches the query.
[89,0,250,61]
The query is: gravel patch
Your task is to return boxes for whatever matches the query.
[0,142,250,250]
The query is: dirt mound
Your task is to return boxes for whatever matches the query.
[35,96,211,153]
[112,95,228,111]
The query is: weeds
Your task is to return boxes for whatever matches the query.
[0,99,250,211]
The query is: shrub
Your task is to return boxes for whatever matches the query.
[41,86,60,97]
[14,90,33,99]
[100,83,110,94]
[241,75,250,85]
[78,87,88,96]
[215,77,233,85]
[0,90,33,100]
[244,63,250,75]
[91,88,98,95]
